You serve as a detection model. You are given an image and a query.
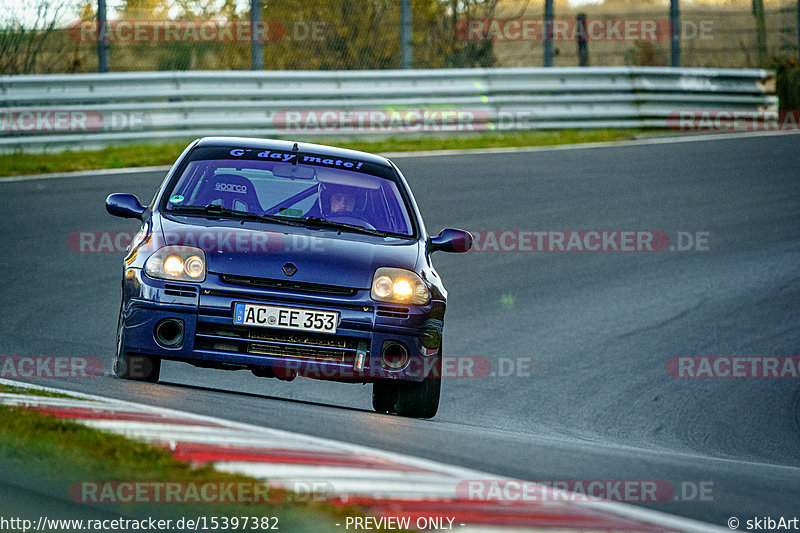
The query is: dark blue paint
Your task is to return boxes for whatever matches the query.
[109,138,471,386]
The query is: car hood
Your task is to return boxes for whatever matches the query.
[157,215,419,289]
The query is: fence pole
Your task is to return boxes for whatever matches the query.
[576,13,588,66]
[96,0,109,73]
[670,0,681,67]
[250,0,264,70]
[401,0,413,69]
[753,0,768,66]
[544,0,554,67]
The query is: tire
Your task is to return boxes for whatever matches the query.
[114,303,161,383]
[252,366,276,378]
[372,381,399,413]
[394,355,442,419]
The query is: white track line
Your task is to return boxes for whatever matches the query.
[0,165,171,183]
[0,378,727,532]
[0,393,97,408]
[383,130,800,159]
[211,463,453,482]
[80,421,332,449]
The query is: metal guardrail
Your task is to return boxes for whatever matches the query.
[0,67,777,151]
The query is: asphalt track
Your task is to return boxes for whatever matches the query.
[1,133,799,528]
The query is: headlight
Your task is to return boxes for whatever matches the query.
[145,246,206,282]
[370,267,429,305]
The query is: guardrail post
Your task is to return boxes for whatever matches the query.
[250,0,264,70]
[96,0,109,73]
[401,0,413,69]
[544,0,554,67]
[670,0,681,67]
[576,13,589,66]
[753,0,768,67]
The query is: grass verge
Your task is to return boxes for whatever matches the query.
[0,383,86,400]
[0,129,645,177]
[0,404,376,532]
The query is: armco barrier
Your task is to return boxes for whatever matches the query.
[0,67,777,151]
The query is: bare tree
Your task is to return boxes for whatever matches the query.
[444,0,502,68]
[0,2,65,74]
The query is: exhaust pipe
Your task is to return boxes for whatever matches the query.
[154,319,184,348]
[381,341,409,370]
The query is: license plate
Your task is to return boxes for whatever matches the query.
[233,303,338,334]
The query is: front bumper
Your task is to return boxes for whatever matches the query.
[121,268,443,382]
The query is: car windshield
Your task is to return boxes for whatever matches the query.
[163,150,414,237]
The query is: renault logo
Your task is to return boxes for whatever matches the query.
[282,262,298,276]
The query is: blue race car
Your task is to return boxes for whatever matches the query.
[106,137,472,418]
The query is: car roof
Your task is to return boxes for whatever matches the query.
[194,137,393,168]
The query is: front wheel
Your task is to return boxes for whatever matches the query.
[114,304,161,383]
[393,355,442,419]
[394,373,441,418]
[372,381,399,413]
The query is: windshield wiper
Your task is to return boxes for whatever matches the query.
[168,204,305,228]
[168,205,388,235]
[302,216,389,237]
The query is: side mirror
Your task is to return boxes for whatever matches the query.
[106,193,146,220]
[430,228,473,253]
